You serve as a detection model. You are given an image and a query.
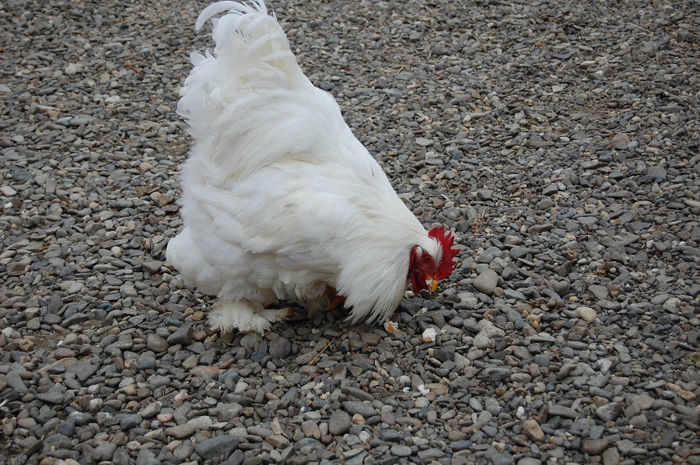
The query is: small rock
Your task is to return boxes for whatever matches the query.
[473,269,498,295]
[582,438,610,455]
[301,420,320,439]
[481,367,511,382]
[93,443,117,462]
[147,334,168,352]
[167,326,193,346]
[517,459,542,465]
[165,423,196,439]
[37,388,65,405]
[596,403,622,422]
[328,410,351,435]
[265,434,289,448]
[67,361,98,382]
[342,401,375,417]
[269,337,291,359]
[195,435,240,459]
[422,327,438,343]
[1,185,17,196]
[478,319,505,338]
[142,261,163,274]
[473,333,493,349]
[549,404,577,419]
[6,371,28,393]
[631,393,654,410]
[119,414,142,429]
[577,306,597,322]
[588,284,609,300]
[611,133,630,150]
[602,447,620,465]
[522,419,544,442]
[646,165,666,182]
[390,445,412,457]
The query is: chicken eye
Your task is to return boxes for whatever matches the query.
[424,255,432,263]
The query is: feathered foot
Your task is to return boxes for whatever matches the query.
[210,300,291,335]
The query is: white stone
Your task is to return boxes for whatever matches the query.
[576,306,597,322]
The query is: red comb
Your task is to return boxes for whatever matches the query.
[429,226,459,279]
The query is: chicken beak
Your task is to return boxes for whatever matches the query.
[426,277,438,293]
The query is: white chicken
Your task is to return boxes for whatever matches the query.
[166,0,458,334]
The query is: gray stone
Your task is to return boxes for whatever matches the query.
[301,420,321,439]
[269,336,291,359]
[517,459,542,465]
[119,414,142,429]
[509,245,530,259]
[167,326,193,346]
[37,388,65,405]
[195,435,240,459]
[602,447,620,465]
[418,448,444,461]
[147,334,168,352]
[588,284,609,300]
[596,403,622,422]
[473,333,493,349]
[342,401,375,417]
[486,447,515,465]
[165,423,196,439]
[522,419,544,441]
[390,445,412,457]
[93,443,117,461]
[631,393,654,410]
[481,367,511,381]
[328,410,352,435]
[67,361,98,382]
[381,429,402,442]
[582,438,610,455]
[6,371,28,393]
[611,133,630,149]
[450,440,472,451]
[646,165,666,181]
[136,448,159,465]
[473,269,499,294]
[549,404,577,419]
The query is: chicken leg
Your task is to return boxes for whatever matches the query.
[209,300,290,334]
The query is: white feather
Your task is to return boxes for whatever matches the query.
[167,1,442,330]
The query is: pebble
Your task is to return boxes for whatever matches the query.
[473,333,493,349]
[269,336,291,359]
[195,435,240,459]
[522,419,545,442]
[517,459,542,465]
[302,420,321,439]
[342,401,375,417]
[602,447,621,465]
[390,445,412,457]
[576,306,598,322]
[165,424,196,439]
[583,438,610,455]
[147,334,168,352]
[328,410,352,435]
[167,326,193,346]
[596,403,622,422]
[473,269,499,294]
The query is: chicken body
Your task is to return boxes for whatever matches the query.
[167,0,447,333]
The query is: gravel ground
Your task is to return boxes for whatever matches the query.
[1,0,698,464]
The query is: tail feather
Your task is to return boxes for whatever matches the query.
[178,0,347,186]
[195,0,267,31]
